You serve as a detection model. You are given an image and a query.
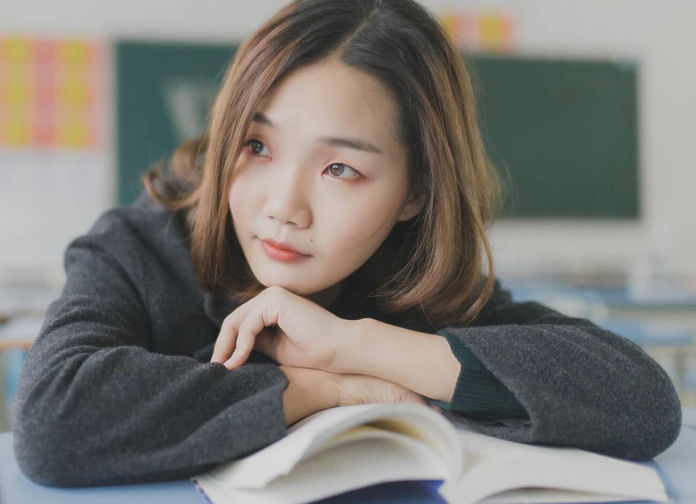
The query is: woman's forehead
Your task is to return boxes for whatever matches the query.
[254,59,401,144]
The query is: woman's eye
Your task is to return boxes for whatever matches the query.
[246,139,270,156]
[243,144,359,180]
[326,162,360,180]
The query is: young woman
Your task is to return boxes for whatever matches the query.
[13,0,680,487]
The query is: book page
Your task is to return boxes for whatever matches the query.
[438,429,669,504]
[193,403,461,491]
[196,428,448,504]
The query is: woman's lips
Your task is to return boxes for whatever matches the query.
[260,239,309,262]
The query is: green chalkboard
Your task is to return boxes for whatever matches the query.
[116,41,237,204]
[468,54,639,219]
[117,43,639,219]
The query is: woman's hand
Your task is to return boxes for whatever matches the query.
[280,365,439,425]
[335,372,434,407]
[210,285,348,371]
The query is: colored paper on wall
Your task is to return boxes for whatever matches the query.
[0,37,106,149]
[440,11,514,52]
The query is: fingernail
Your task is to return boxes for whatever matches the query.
[224,352,237,368]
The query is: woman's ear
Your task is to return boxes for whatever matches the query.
[397,190,427,222]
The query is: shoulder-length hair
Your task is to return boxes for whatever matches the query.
[143,0,501,328]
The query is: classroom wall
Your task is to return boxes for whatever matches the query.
[1,0,695,284]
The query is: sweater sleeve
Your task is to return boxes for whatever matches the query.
[425,340,528,420]
[12,218,290,487]
[429,280,682,461]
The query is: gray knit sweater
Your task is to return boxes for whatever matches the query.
[12,193,682,487]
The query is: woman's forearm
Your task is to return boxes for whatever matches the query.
[333,318,460,403]
[280,365,339,425]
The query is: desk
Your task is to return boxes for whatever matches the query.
[1,409,695,504]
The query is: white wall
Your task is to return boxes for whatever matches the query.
[1,0,695,284]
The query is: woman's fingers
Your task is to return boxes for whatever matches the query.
[224,311,265,369]
[210,316,239,364]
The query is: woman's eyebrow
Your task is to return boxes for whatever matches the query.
[319,136,383,154]
[251,112,383,154]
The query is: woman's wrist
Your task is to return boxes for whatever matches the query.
[329,318,460,403]
[279,365,339,425]
[329,317,370,374]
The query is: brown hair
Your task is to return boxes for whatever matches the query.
[143,0,501,328]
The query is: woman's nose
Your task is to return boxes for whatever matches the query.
[262,166,311,227]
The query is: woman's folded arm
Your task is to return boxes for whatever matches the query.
[13,232,290,487]
[434,282,682,461]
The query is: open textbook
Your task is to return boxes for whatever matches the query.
[192,403,669,504]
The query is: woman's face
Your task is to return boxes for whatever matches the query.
[228,58,423,307]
